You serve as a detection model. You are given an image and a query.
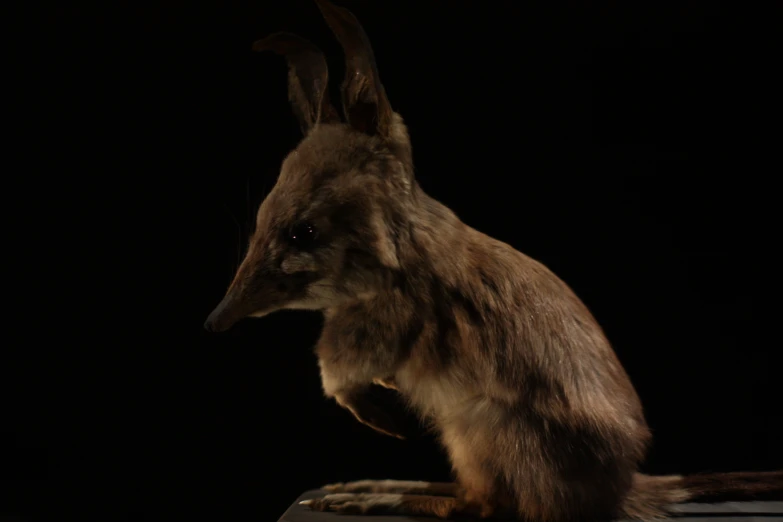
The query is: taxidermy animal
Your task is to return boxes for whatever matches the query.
[204,0,783,519]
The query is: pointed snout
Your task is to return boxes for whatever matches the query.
[204,291,237,332]
[204,285,254,333]
[204,240,287,333]
[204,297,234,333]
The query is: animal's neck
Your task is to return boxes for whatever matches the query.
[400,185,476,289]
[325,186,475,319]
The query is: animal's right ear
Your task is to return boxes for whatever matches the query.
[314,0,393,138]
[253,32,340,136]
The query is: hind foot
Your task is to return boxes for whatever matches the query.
[322,479,457,496]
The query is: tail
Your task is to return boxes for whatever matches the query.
[621,471,783,520]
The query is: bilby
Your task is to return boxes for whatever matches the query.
[204,1,782,519]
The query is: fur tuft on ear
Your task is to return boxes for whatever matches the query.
[314,0,393,138]
[253,32,340,135]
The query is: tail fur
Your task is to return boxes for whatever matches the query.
[621,471,783,520]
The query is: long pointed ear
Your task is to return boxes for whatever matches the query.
[253,32,340,136]
[314,0,393,138]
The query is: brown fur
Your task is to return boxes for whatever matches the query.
[205,1,783,520]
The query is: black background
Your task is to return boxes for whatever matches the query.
[6,1,781,521]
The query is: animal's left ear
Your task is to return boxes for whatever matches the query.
[315,0,393,138]
[253,32,340,136]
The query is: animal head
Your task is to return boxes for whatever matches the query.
[205,0,416,332]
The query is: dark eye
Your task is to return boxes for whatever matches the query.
[289,221,318,248]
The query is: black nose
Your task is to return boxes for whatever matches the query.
[205,288,245,333]
[203,310,228,333]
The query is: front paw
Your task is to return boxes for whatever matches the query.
[301,493,402,515]
[337,392,407,439]
[373,376,398,390]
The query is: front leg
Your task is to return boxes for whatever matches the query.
[334,386,406,439]
[318,352,404,439]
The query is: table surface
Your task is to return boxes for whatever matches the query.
[279,491,783,522]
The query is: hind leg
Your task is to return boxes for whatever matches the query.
[303,492,518,519]
[323,479,457,496]
[303,493,456,517]
[446,434,518,519]
[307,444,516,518]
